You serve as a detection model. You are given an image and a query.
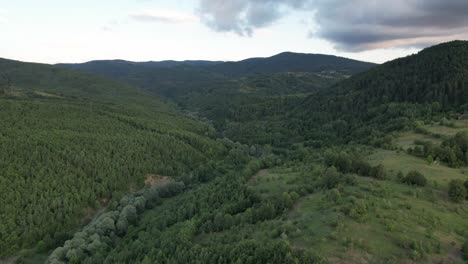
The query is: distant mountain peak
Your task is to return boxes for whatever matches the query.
[208,52,376,77]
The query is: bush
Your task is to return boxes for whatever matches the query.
[402,171,427,186]
[370,164,386,179]
[342,196,368,220]
[321,167,341,189]
[396,171,404,181]
[448,179,467,203]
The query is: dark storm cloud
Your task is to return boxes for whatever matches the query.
[197,0,468,50]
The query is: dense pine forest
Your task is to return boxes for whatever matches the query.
[1,41,468,263]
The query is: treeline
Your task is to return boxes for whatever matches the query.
[46,157,322,263]
[323,150,431,188]
[324,150,386,180]
[408,131,468,167]
[47,182,185,264]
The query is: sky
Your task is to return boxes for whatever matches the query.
[1,0,467,64]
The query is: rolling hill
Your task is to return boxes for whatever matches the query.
[303,40,468,112]
[207,52,376,77]
[291,40,468,146]
[3,41,467,263]
[58,53,374,145]
[58,52,375,98]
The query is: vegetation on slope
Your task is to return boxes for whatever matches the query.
[205,52,375,77]
[5,41,468,263]
[0,58,228,257]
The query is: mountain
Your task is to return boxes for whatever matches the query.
[291,40,468,147]
[207,52,376,77]
[5,41,468,263]
[44,41,468,263]
[60,59,223,75]
[58,53,375,98]
[307,40,468,112]
[56,53,375,145]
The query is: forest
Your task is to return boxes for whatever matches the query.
[1,41,468,263]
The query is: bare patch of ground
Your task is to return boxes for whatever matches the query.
[34,91,62,98]
[144,174,172,187]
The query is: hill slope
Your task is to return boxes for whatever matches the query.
[57,53,372,145]
[0,58,147,103]
[291,40,468,146]
[306,40,468,112]
[208,52,376,77]
[58,53,375,98]
[0,58,230,257]
[36,41,468,264]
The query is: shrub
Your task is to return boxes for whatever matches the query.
[321,166,341,189]
[402,171,427,186]
[342,196,368,220]
[396,171,404,181]
[370,164,386,179]
[448,179,467,203]
[351,159,372,176]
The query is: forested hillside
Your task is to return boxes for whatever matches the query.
[292,41,468,147]
[0,58,232,257]
[3,41,468,263]
[43,41,468,263]
[311,40,468,111]
[60,54,367,145]
[206,52,375,77]
[59,52,375,98]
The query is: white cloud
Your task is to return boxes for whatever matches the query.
[130,10,199,24]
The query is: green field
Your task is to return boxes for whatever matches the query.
[232,149,468,263]
[395,131,442,150]
[426,120,468,137]
[368,149,467,188]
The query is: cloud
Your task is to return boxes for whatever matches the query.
[310,0,468,51]
[197,0,308,36]
[130,10,198,24]
[196,0,468,50]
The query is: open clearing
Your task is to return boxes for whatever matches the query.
[367,149,467,188]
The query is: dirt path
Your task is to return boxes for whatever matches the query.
[145,174,172,186]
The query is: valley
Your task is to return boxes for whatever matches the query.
[1,42,468,263]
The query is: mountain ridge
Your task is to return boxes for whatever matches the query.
[208,51,376,77]
[58,51,376,78]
